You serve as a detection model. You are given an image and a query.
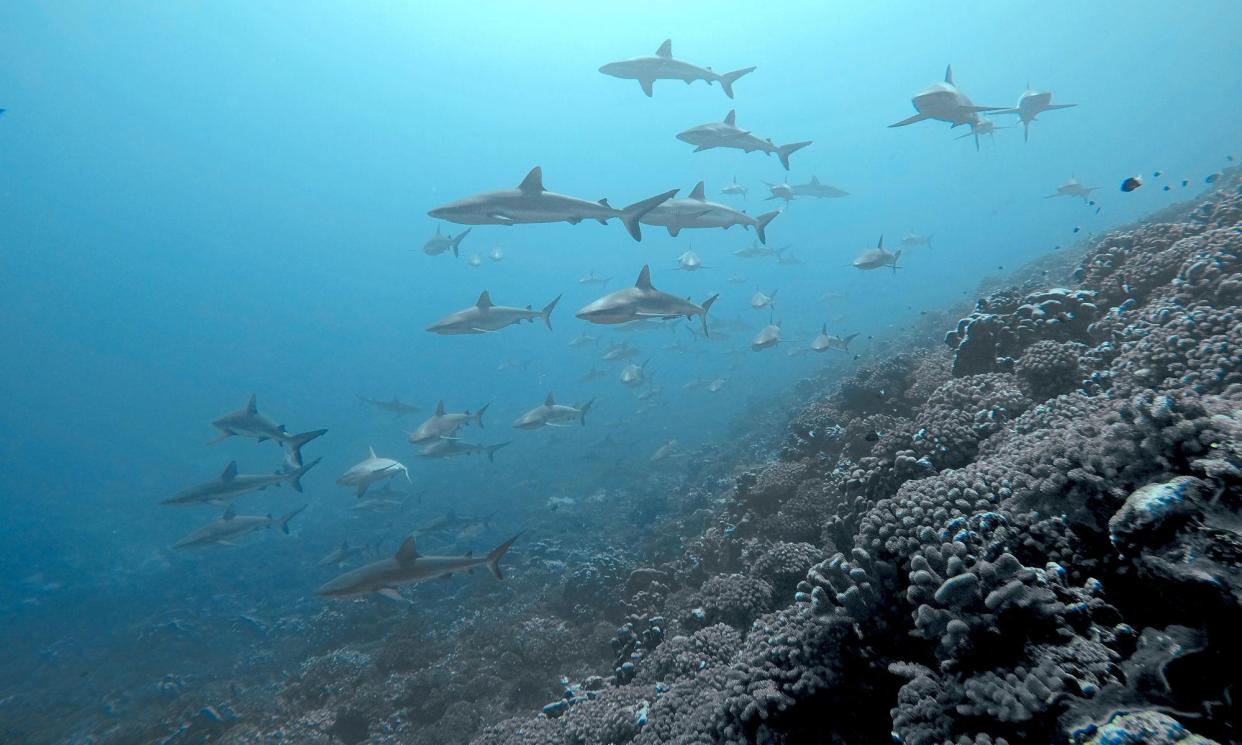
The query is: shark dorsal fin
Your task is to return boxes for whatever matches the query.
[723,110,736,126]
[244,394,258,415]
[517,167,544,194]
[368,445,377,459]
[636,265,654,290]
[811,175,821,185]
[877,234,884,250]
[476,291,493,309]
[435,400,446,416]
[944,64,955,85]
[221,461,238,481]
[396,536,419,563]
[821,323,827,335]
[545,392,555,407]
[223,504,237,521]
[598,197,611,208]
[689,182,706,201]
[656,39,672,58]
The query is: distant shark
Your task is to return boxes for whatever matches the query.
[408,401,488,444]
[577,265,719,337]
[337,447,411,498]
[996,86,1076,141]
[316,533,523,601]
[752,319,795,351]
[811,326,859,352]
[427,167,677,242]
[1046,177,1098,202]
[412,510,493,539]
[319,540,371,567]
[513,393,594,429]
[578,271,612,286]
[210,394,326,467]
[765,175,849,202]
[416,439,510,462]
[721,176,748,199]
[355,394,421,418]
[173,504,306,550]
[641,181,781,243]
[598,39,755,99]
[750,289,777,310]
[427,291,561,334]
[160,458,320,507]
[852,236,902,272]
[674,249,709,271]
[619,360,651,388]
[889,65,1002,129]
[422,225,472,257]
[733,241,779,258]
[677,110,812,170]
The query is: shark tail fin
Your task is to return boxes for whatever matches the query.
[542,294,562,330]
[475,403,489,429]
[776,141,812,171]
[579,398,595,426]
[754,210,781,245]
[888,112,930,128]
[450,227,472,257]
[699,293,720,338]
[485,531,525,580]
[1023,120,1029,142]
[619,189,679,242]
[718,66,756,99]
[288,457,322,493]
[277,505,307,535]
[486,442,511,462]
[283,429,327,469]
[892,249,903,273]
[843,332,860,349]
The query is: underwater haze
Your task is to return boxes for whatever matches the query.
[2,2,1241,744]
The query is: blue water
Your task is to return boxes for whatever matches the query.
[1,2,1239,741]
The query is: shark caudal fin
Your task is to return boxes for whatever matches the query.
[486,442,511,462]
[282,429,327,469]
[474,402,489,429]
[619,189,679,242]
[777,141,812,171]
[699,294,720,338]
[287,457,321,493]
[892,249,903,273]
[719,66,756,99]
[842,332,860,349]
[450,228,472,258]
[541,295,562,330]
[754,210,781,245]
[485,531,525,580]
[277,505,307,535]
[888,112,930,128]
[579,398,595,426]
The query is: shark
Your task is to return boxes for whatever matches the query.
[337,447,411,498]
[750,289,777,310]
[576,266,719,337]
[721,177,748,199]
[1046,177,1098,202]
[733,241,779,258]
[319,540,371,567]
[489,246,505,262]
[160,458,320,507]
[355,394,421,418]
[811,326,859,352]
[899,233,934,250]
[416,439,510,462]
[569,332,600,348]
[598,39,756,99]
[765,175,849,202]
[578,271,612,286]
[315,533,523,601]
[955,114,1009,150]
[578,367,607,383]
[889,65,1002,129]
[651,440,681,462]
[620,360,651,388]
[513,393,594,429]
[996,86,1076,141]
[601,342,642,361]
[412,510,493,539]
[496,359,530,372]
[408,401,489,443]
[641,182,781,242]
[427,167,677,242]
[467,253,483,267]
[427,291,561,334]
[752,319,796,351]
[675,249,709,271]
[775,249,805,266]
[173,504,306,550]
[210,395,326,468]
[423,226,472,257]
[852,236,902,272]
[677,111,813,170]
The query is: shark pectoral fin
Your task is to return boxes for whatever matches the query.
[376,588,406,603]
[692,145,710,153]
[566,217,582,225]
[639,78,654,97]
[888,112,929,128]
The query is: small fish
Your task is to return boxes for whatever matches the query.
[1120,176,1143,192]
[1088,200,1097,206]
[1162,185,1171,192]
[1095,207,1101,214]
[1205,172,1222,184]
[1073,226,1081,233]
[1153,170,1163,177]
[1182,179,1190,187]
